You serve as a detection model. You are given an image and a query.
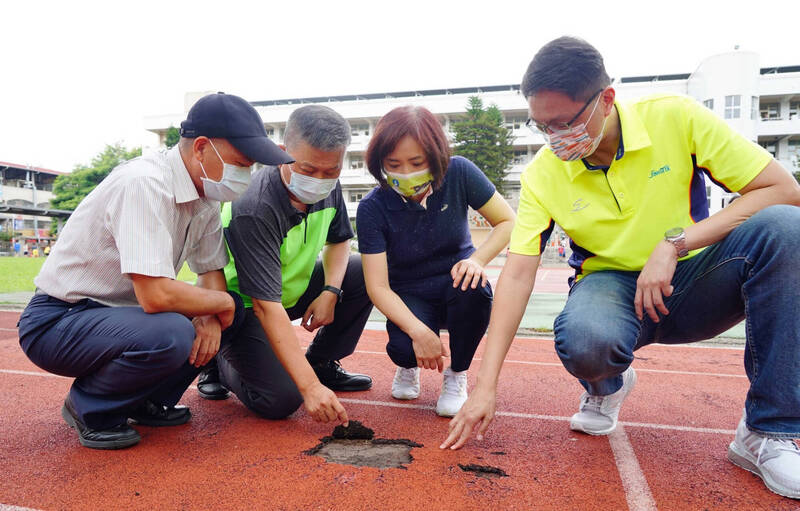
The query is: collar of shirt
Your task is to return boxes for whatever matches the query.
[563,100,653,181]
[167,146,201,204]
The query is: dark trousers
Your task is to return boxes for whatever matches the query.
[17,292,245,430]
[216,255,373,419]
[386,274,492,372]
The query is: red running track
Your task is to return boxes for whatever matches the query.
[0,311,797,510]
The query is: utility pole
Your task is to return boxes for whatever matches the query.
[26,169,40,244]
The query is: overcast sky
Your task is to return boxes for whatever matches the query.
[2,0,797,172]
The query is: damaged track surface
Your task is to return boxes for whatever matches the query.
[305,421,423,469]
[1,313,796,510]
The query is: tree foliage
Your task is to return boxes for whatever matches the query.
[451,96,514,196]
[165,126,180,148]
[794,170,800,184]
[50,143,142,210]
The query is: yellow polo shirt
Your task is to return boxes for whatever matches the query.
[510,94,772,281]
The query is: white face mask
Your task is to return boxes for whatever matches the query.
[286,165,338,204]
[198,140,252,202]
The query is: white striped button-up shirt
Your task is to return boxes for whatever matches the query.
[35,146,228,307]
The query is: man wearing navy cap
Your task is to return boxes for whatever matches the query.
[18,92,292,449]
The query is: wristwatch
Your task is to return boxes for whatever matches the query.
[664,227,689,258]
[322,285,343,303]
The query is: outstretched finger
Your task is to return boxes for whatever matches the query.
[440,420,465,449]
[475,415,493,441]
[333,400,349,425]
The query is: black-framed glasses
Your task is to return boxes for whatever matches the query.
[525,88,604,135]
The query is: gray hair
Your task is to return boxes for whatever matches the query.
[284,105,351,151]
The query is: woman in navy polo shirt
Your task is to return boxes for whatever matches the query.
[356,106,515,417]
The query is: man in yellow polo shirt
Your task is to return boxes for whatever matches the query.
[442,36,800,499]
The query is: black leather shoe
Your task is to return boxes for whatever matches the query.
[61,398,140,450]
[129,401,191,427]
[197,365,230,400]
[309,359,372,391]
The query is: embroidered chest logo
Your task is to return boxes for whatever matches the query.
[440,204,448,212]
[571,199,590,212]
[649,164,671,179]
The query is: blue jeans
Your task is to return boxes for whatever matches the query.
[553,205,800,438]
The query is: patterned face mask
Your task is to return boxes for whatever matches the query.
[384,168,433,197]
[544,95,607,161]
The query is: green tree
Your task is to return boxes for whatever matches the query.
[165,126,180,148]
[451,96,514,196]
[794,170,800,184]
[51,143,142,210]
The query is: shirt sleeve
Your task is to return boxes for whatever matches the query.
[326,184,354,244]
[456,157,496,210]
[356,195,387,254]
[186,206,229,274]
[109,175,176,279]
[508,164,555,256]
[225,208,284,303]
[684,97,772,192]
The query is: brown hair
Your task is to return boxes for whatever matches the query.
[366,106,451,190]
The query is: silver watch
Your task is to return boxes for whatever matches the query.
[664,227,688,258]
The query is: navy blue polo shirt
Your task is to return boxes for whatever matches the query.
[356,156,495,288]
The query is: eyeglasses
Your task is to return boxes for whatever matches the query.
[525,88,604,135]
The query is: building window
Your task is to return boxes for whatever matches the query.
[351,123,369,137]
[760,103,780,120]
[724,95,741,119]
[751,96,758,120]
[789,140,800,169]
[759,141,776,158]
[789,102,800,120]
[349,155,364,170]
[504,115,527,131]
[265,127,275,137]
[512,149,528,164]
[349,192,365,202]
[703,99,714,110]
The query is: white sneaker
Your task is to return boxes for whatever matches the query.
[727,410,800,499]
[391,367,420,400]
[569,367,637,436]
[436,367,468,417]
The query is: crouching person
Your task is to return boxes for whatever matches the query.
[17,92,293,449]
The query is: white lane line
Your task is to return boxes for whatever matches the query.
[0,369,66,378]
[338,398,735,435]
[609,425,658,511]
[342,349,747,379]
[0,371,737,435]
[0,505,43,511]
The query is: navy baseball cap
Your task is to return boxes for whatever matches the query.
[180,92,293,165]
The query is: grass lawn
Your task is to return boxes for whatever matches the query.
[0,257,197,293]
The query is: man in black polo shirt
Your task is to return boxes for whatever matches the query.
[198,105,372,423]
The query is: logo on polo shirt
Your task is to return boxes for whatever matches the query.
[440,204,448,211]
[571,198,590,212]
[649,164,671,179]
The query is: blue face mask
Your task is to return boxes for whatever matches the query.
[285,165,338,204]
[199,140,252,202]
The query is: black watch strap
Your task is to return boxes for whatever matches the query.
[322,285,343,303]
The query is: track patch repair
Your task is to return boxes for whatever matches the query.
[304,421,423,469]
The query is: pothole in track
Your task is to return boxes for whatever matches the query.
[304,421,423,469]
